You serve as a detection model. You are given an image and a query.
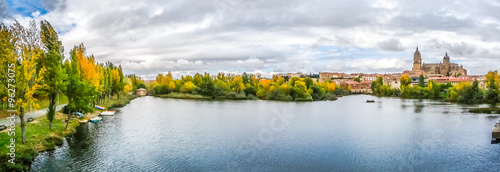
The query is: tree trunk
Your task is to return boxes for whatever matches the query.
[20,107,26,143]
[48,93,56,130]
[65,110,71,129]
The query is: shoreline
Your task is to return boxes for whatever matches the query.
[0,94,138,171]
[155,92,341,101]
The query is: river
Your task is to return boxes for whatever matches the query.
[30,95,500,171]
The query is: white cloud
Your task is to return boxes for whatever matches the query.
[2,0,499,79]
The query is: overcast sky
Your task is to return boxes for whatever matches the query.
[1,0,499,79]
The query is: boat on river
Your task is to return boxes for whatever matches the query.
[100,111,116,116]
[94,105,105,110]
[366,100,375,103]
[90,117,102,123]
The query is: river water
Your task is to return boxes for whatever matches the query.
[30,95,500,171]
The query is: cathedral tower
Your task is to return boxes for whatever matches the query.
[412,46,422,72]
[443,52,450,65]
[440,52,451,75]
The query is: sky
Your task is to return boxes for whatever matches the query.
[1,0,499,79]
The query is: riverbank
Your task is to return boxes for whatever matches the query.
[0,94,138,171]
[469,107,500,114]
[156,92,341,101]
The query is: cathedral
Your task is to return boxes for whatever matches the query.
[411,46,467,76]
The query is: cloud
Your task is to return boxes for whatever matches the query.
[425,39,476,56]
[2,0,499,79]
[41,0,64,11]
[0,0,11,19]
[377,38,404,52]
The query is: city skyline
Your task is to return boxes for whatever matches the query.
[1,0,499,79]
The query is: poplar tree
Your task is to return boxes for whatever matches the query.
[12,20,45,143]
[40,20,66,130]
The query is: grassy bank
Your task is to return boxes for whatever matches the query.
[0,94,137,171]
[159,93,211,100]
[156,92,337,101]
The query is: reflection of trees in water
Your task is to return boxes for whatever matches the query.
[414,99,424,113]
[486,115,499,120]
[401,99,408,109]
[66,123,99,168]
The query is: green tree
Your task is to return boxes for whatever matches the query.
[65,45,97,129]
[40,20,67,130]
[137,83,147,89]
[418,74,425,87]
[353,77,361,83]
[486,71,500,104]
[461,80,483,104]
[304,77,314,89]
[199,78,216,98]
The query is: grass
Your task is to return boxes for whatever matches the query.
[0,112,79,171]
[0,94,137,171]
[100,94,139,109]
[0,95,69,119]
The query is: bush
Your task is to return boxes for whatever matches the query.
[244,86,257,96]
[266,89,293,101]
[226,92,247,99]
[295,94,313,101]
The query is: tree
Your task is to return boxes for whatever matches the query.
[462,80,483,104]
[400,74,412,88]
[12,20,46,142]
[199,79,216,98]
[0,23,16,110]
[353,77,361,83]
[486,71,500,104]
[229,76,245,93]
[418,74,425,87]
[137,83,147,89]
[65,45,97,129]
[181,81,196,93]
[304,77,314,89]
[40,20,66,130]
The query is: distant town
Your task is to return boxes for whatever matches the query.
[268,47,482,94]
[139,47,485,95]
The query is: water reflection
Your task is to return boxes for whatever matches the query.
[31,95,500,171]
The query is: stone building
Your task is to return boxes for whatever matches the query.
[318,72,349,82]
[412,46,467,76]
[273,72,304,79]
[136,88,147,96]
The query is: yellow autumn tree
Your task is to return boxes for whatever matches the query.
[260,79,272,92]
[12,20,46,142]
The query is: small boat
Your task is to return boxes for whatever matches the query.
[366,100,375,103]
[73,112,84,118]
[100,111,116,116]
[79,120,89,123]
[94,105,105,110]
[90,117,102,123]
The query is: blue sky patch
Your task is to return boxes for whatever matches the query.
[6,0,48,17]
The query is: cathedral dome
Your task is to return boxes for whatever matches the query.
[414,46,421,56]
